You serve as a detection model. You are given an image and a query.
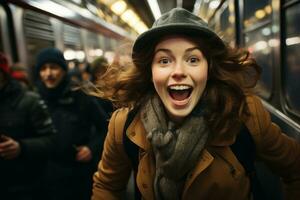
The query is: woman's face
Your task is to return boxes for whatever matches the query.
[151,36,208,123]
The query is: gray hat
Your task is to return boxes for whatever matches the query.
[132,7,225,58]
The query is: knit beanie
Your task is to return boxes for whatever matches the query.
[0,52,10,74]
[35,48,67,73]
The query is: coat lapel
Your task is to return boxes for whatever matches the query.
[182,149,214,198]
[126,113,151,151]
[126,114,155,199]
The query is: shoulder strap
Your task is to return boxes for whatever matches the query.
[230,124,255,175]
[230,124,265,200]
[123,108,140,171]
[122,108,141,200]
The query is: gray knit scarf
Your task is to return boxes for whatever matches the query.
[140,95,209,200]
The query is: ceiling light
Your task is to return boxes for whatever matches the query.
[121,9,138,23]
[111,1,127,15]
[134,21,148,34]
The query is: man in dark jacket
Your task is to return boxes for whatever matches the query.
[34,48,108,200]
[0,52,56,200]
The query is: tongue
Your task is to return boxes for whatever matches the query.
[170,90,190,101]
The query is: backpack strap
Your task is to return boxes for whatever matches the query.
[123,108,140,171]
[230,124,265,200]
[122,108,141,200]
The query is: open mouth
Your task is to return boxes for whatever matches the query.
[168,85,193,101]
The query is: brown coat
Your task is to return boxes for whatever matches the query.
[92,95,300,200]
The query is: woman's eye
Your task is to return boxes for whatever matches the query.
[159,58,171,64]
[187,57,200,64]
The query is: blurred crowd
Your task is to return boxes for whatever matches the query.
[0,48,116,200]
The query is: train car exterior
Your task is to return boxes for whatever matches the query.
[202,0,300,138]
[0,0,132,80]
[198,0,300,199]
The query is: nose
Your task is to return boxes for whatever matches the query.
[171,61,186,80]
[42,67,52,77]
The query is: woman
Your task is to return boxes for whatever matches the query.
[91,8,300,200]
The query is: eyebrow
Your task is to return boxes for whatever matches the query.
[154,46,201,55]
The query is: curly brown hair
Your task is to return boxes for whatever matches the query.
[89,34,261,136]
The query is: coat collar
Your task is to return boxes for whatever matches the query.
[126,111,240,149]
[126,112,215,198]
[126,112,151,151]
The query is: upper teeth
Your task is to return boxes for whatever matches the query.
[169,85,191,90]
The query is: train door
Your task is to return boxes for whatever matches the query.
[0,2,14,64]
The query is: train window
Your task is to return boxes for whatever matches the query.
[63,24,83,50]
[283,3,300,114]
[86,31,103,63]
[111,39,118,50]
[98,34,106,50]
[245,25,274,99]
[23,10,55,68]
[104,37,113,51]
[62,23,84,64]
[243,0,272,28]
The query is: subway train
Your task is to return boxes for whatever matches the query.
[204,0,300,137]
[0,0,133,81]
[1,0,298,136]
[201,0,300,199]
[1,0,300,199]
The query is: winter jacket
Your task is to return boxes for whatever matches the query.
[0,80,56,192]
[40,83,108,166]
[92,95,300,200]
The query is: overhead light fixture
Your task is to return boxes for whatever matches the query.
[121,9,138,23]
[111,0,127,15]
[134,21,148,34]
[127,18,140,27]
[146,0,161,20]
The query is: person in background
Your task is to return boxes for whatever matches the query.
[90,56,109,83]
[90,56,114,117]
[0,52,56,200]
[10,63,32,90]
[34,48,108,200]
[90,8,300,200]
[68,59,82,84]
